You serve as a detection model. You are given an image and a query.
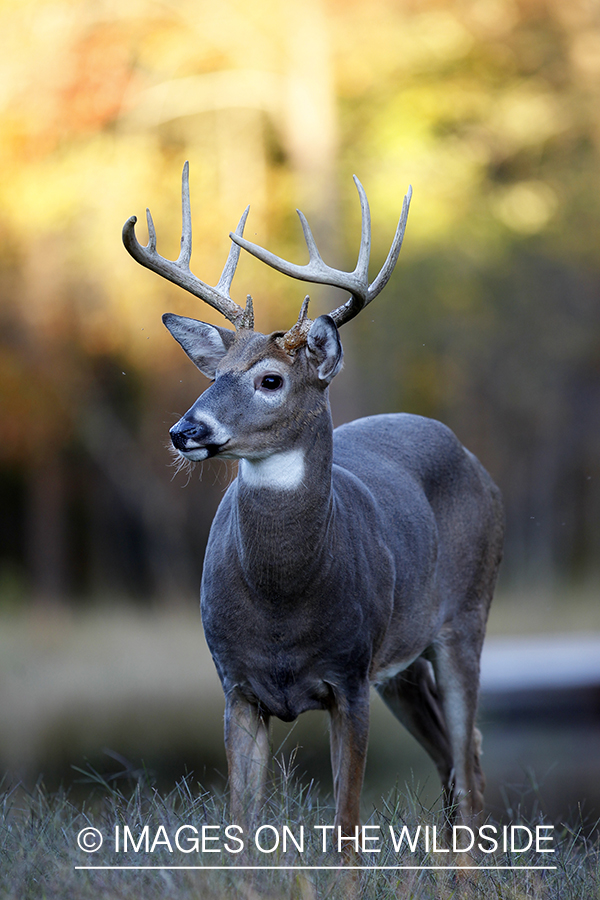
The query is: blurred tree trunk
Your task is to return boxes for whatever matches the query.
[27,454,67,605]
[281,0,338,232]
[80,397,197,604]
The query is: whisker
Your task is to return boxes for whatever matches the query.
[166,443,197,486]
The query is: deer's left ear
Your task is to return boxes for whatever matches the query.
[306,315,343,384]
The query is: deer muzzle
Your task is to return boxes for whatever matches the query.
[169,417,227,460]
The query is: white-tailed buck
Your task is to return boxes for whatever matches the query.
[123,163,503,834]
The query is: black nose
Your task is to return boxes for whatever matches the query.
[169,419,209,451]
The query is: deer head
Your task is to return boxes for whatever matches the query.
[122,163,411,469]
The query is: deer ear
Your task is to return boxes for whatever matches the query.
[306,315,343,384]
[163,313,236,378]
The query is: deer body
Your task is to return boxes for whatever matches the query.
[204,412,467,718]
[123,165,503,834]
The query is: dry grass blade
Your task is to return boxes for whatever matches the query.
[0,772,597,900]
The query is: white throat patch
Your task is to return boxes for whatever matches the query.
[239,449,305,491]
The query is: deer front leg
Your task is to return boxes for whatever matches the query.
[224,690,271,828]
[328,686,370,835]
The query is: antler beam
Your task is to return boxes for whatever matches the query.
[229,176,412,329]
[122,161,254,330]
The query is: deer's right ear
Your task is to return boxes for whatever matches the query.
[162,313,236,379]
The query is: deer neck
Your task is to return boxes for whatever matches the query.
[234,404,334,597]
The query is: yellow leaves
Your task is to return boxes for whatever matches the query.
[402,10,474,68]
[569,30,600,83]
[2,154,79,236]
[487,84,569,155]
[490,181,559,234]
[461,0,519,39]
[334,5,473,97]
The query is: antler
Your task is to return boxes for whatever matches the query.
[122,161,254,330]
[229,176,412,330]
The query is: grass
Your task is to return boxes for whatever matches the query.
[1,763,598,900]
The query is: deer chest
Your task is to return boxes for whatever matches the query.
[202,595,374,722]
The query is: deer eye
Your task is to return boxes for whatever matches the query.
[259,373,284,391]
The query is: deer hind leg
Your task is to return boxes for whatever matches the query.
[430,632,486,823]
[224,691,271,828]
[375,657,454,806]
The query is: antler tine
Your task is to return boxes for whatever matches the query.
[229,176,412,331]
[352,174,372,286]
[217,205,250,295]
[177,159,192,268]
[365,185,412,298]
[122,162,252,330]
[230,206,366,299]
[217,205,253,328]
[329,182,412,327]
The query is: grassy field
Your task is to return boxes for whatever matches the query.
[1,767,597,900]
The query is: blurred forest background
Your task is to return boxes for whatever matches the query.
[1,0,599,607]
[1,0,600,820]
